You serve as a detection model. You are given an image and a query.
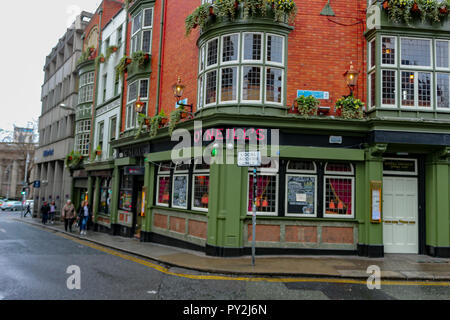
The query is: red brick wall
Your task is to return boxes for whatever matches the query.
[153,213,168,229]
[169,217,186,234]
[321,226,354,244]
[188,220,207,239]
[248,225,281,242]
[285,226,318,243]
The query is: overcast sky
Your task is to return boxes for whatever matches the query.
[0,0,102,134]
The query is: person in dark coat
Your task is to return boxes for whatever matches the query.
[40,202,50,224]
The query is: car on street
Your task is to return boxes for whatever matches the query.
[1,201,24,211]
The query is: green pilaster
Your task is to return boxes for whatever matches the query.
[207,163,246,249]
[93,177,101,223]
[361,144,387,249]
[142,161,155,232]
[426,149,450,249]
[87,176,93,208]
[110,166,120,225]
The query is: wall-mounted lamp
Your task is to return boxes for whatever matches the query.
[344,61,359,96]
[172,76,193,113]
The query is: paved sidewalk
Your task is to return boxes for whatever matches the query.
[17,217,450,281]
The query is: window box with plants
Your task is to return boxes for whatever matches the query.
[168,106,191,135]
[296,95,320,118]
[382,0,450,25]
[115,56,132,81]
[334,95,365,120]
[106,45,119,60]
[95,146,102,157]
[65,151,84,169]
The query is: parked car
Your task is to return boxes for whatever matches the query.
[1,201,23,211]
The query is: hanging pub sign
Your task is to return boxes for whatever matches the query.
[124,166,145,176]
[370,181,382,224]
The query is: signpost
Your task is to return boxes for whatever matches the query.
[238,151,261,266]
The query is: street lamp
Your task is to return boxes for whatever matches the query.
[135,96,146,114]
[344,61,359,96]
[172,76,193,113]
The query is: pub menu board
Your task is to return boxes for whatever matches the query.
[172,175,188,208]
[286,176,316,215]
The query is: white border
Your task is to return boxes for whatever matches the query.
[324,163,354,175]
[171,174,189,209]
[221,33,240,65]
[191,174,210,212]
[400,70,433,110]
[382,158,418,176]
[241,65,263,103]
[264,67,284,106]
[286,160,317,174]
[435,39,450,71]
[246,173,279,216]
[380,69,397,108]
[381,36,397,68]
[323,176,355,219]
[435,72,450,110]
[242,32,264,64]
[204,69,218,107]
[206,37,219,70]
[285,174,318,217]
[156,175,170,207]
[265,33,284,67]
[219,66,239,104]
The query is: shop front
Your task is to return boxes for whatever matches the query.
[87,166,114,233]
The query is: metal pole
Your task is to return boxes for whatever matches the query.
[252,167,257,266]
[22,152,29,218]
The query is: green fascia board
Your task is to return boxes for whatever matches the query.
[84,160,115,171]
[279,146,365,161]
[76,59,95,73]
[114,157,137,166]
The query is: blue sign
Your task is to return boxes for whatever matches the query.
[175,98,188,109]
[43,149,54,157]
[34,181,41,188]
[297,90,329,100]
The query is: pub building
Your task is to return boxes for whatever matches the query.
[77,0,449,258]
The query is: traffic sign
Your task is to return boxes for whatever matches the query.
[237,152,261,167]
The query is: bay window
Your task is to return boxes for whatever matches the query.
[126,79,148,130]
[369,35,450,111]
[131,7,153,54]
[198,31,286,109]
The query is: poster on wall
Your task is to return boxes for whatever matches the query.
[370,181,382,223]
[172,175,188,208]
[286,176,316,215]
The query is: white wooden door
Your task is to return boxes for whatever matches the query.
[383,177,418,254]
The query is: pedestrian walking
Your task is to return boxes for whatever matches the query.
[40,202,50,225]
[61,200,76,232]
[24,203,31,218]
[49,201,56,224]
[78,201,91,235]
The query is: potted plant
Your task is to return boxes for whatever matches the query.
[271,0,297,23]
[296,95,320,118]
[95,145,102,157]
[115,56,130,81]
[132,51,151,68]
[185,3,212,36]
[215,0,239,20]
[106,45,119,59]
[334,95,365,120]
[65,151,84,169]
[158,110,168,127]
[95,54,105,68]
[168,106,186,135]
[149,110,168,137]
[382,0,390,9]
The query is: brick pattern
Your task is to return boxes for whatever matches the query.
[285,226,318,243]
[153,213,168,229]
[169,216,186,234]
[321,226,354,244]
[248,225,281,242]
[188,220,207,239]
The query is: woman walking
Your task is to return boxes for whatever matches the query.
[49,201,56,224]
[61,200,76,232]
[78,201,91,235]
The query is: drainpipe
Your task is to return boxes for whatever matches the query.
[88,6,103,162]
[118,3,130,135]
[155,0,166,116]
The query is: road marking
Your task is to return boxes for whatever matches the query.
[26,222,450,287]
[0,228,6,233]
[147,291,157,294]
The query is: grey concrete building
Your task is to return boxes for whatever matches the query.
[34,12,93,217]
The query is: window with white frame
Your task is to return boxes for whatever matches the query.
[78,72,95,104]
[368,35,450,111]
[247,160,279,216]
[172,163,189,209]
[324,163,354,218]
[192,162,210,211]
[131,7,153,55]
[198,32,286,109]
[75,120,91,156]
[156,162,171,207]
[285,161,317,217]
[125,78,149,130]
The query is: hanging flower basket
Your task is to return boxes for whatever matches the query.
[209,6,215,16]
[439,6,448,14]
[382,0,389,10]
[160,118,169,127]
[411,1,420,13]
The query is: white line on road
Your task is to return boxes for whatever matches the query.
[0,228,6,233]
[147,291,157,294]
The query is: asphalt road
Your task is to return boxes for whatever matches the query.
[0,211,449,301]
